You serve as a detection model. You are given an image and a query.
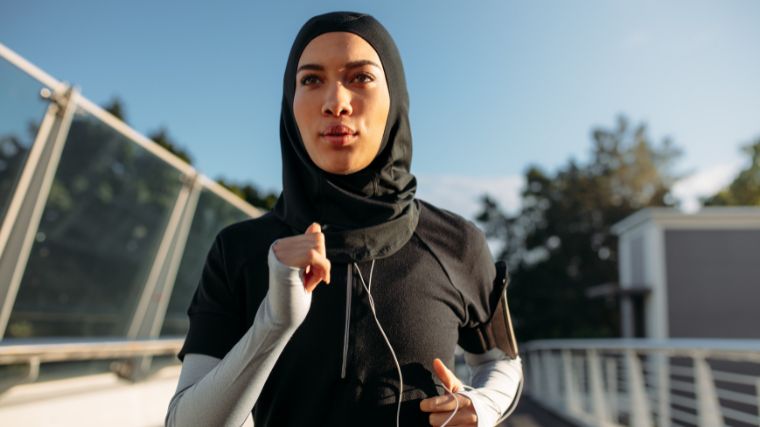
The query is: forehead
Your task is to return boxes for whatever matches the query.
[297,32,383,68]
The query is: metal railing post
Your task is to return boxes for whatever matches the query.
[606,357,619,422]
[561,350,582,415]
[529,351,543,397]
[0,86,79,338]
[121,172,199,379]
[624,349,653,427]
[694,355,722,427]
[756,379,760,423]
[144,176,201,339]
[655,353,670,427]
[588,349,612,424]
[542,350,560,407]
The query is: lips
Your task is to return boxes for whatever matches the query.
[320,124,357,147]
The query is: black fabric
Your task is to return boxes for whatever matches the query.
[178,10,510,426]
[273,11,418,263]
[457,262,520,358]
[178,201,504,426]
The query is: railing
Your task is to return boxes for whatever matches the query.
[522,339,760,427]
[0,337,184,385]
[0,42,260,352]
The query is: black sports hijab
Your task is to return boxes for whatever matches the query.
[273,11,419,263]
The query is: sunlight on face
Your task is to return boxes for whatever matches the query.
[294,32,390,175]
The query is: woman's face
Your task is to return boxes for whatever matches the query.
[294,32,391,175]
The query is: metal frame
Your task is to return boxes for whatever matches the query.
[122,174,202,377]
[524,339,760,427]
[0,43,65,92]
[0,338,183,365]
[0,99,56,261]
[76,97,195,176]
[1,43,266,341]
[0,98,58,297]
[0,86,79,339]
[144,176,203,339]
[0,337,182,385]
[76,97,264,220]
[198,174,264,219]
[126,173,199,340]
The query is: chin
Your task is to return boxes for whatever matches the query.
[325,165,359,175]
[319,160,363,175]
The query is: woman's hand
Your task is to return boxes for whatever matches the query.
[420,358,478,427]
[272,222,331,292]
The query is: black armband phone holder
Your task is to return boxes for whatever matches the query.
[459,261,519,358]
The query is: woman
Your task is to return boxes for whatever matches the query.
[166,11,522,427]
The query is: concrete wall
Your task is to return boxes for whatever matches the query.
[665,229,760,338]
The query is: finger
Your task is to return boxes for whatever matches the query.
[304,251,331,292]
[305,222,321,235]
[309,250,330,285]
[433,358,463,392]
[419,393,472,412]
[305,224,328,279]
[312,229,327,257]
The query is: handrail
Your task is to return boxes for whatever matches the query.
[524,338,760,361]
[522,338,760,427]
[0,337,184,364]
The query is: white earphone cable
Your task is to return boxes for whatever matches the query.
[354,260,405,427]
[354,261,521,426]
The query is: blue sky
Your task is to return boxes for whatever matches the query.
[2,0,759,218]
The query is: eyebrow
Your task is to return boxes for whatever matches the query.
[296,59,381,74]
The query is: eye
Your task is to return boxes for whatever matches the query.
[300,74,321,86]
[351,72,375,84]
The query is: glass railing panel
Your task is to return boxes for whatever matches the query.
[160,187,252,336]
[0,56,50,226]
[5,106,185,338]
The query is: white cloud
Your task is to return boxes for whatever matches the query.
[416,174,524,221]
[672,161,743,212]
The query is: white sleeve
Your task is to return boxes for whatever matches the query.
[165,244,310,427]
[458,349,523,427]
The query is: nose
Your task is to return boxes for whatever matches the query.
[322,82,353,117]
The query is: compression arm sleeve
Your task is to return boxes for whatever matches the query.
[459,349,523,427]
[165,245,308,427]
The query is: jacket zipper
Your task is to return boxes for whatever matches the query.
[341,264,352,379]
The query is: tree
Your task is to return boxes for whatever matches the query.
[100,97,277,210]
[103,97,193,165]
[103,97,127,122]
[215,177,278,210]
[703,138,760,206]
[477,115,682,340]
[147,127,193,165]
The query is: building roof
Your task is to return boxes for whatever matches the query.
[611,207,760,236]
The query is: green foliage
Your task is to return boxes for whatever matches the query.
[148,127,194,165]
[703,139,760,206]
[103,97,127,122]
[100,96,278,211]
[477,115,682,341]
[215,177,278,211]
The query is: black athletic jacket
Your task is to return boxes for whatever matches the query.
[178,200,507,426]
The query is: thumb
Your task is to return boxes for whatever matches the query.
[305,222,321,235]
[433,358,462,393]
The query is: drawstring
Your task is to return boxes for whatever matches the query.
[341,265,352,379]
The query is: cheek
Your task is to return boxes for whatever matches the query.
[369,96,390,142]
[293,95,307,132]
